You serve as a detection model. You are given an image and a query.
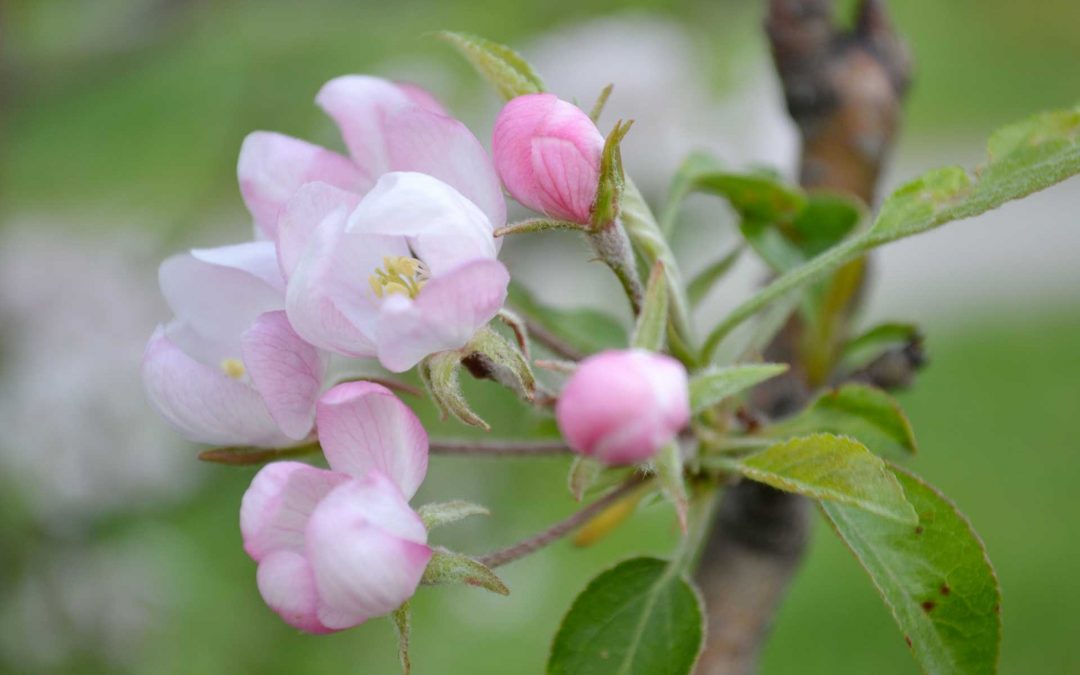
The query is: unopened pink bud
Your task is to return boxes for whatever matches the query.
[492,93,605,224]
[555,349,690,465]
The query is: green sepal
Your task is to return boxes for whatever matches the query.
[417,500,490,530]
[421,547,510,596]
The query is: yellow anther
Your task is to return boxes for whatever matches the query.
[369,256,429,300]
[221,358,246,379]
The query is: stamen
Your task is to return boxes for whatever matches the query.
[369,256,429,299]
[221,358,246,379]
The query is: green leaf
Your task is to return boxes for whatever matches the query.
[702,105,1080,361]
[686,245,743,308]
[765,384,917,458]
[631,262,668,350]
[437,32,544,100]
[421,548,509,596]
[723,433,917,523]
[417,501,489,530]
[567,456,604,502]
[841,322,922,371]
[821,465,1002,675]
[791,193,863,259]
[689,363,789,414]
[548,557,704,675]
[507,281,626,355]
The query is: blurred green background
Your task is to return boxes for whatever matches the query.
[2,1,1078,673]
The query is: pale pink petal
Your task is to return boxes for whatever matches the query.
[276,182,362,280]
[306,473,431,630]
[315,382,428,498]
[349,172,497,277]
[240,461,348,560]
[242,311,327,440]
[285,213,407,357]
[383,108,506,228]
[317,76,505,227]
[394,81,449,115]
[256,551,334,634]
[142,325,290,447]
[375,259,509,373]
[237,131,370,239]
[160,242,283,350]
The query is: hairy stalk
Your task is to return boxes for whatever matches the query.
[588,220,645,315]
[429,439,572,456]
[518,316,586,361]
[478,477,647,568]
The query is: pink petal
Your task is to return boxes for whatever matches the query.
[348,172,497,277]
[316,381,428,498]
[305,473,431,630]
[142,325,290,447]
[256,551,334,634]
[284,212,407,357]
[159,242,283,351]
[375,259,509,373]
[276,182,362,280]
[394,81,449,116]
[240,461,348,561]
[316,76,505,228]
[237,131,370,239]
[242,311,327,440]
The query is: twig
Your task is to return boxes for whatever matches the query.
[517,314,586,361]
[428,439,572,457]
[477,476,646,568]
[694,2,912,673]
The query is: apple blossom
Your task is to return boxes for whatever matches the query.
[240,382,431,632]
[492,93,606,224]
[279,173,509,372]
[141,242,327,447]
[555,349,690,465]
[238,75,505,240]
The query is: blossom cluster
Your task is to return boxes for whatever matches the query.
[142,76,690,632]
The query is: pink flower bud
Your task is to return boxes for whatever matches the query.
[492,93,605,224]
[555,349,690,465]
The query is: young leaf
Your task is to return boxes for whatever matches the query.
[417,500,489,530]
[841,322,922,372]
[420,352,490,430]
[689,363,789,414]
[821,465,1002,675]
[687,244,743,308]
[548,557,705,675]
[391,602,411,675]
[630,262,668,351]
[421,548,509,596]
[567,456,604,502]
[721,433,917,523]
[764,383,917,458]
[703,105,1080,361]
[437,32,544,100]
[507,281,627,356]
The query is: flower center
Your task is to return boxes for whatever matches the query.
[221,358,246,379]
[368,255,429,299]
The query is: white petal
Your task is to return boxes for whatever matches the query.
[240,461,347,560]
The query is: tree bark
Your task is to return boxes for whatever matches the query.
[693,2,912,673]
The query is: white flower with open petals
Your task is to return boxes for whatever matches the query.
[141,241,327,447]
[279,173,509,372]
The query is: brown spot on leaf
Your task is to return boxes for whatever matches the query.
[914,526,924,535]
[921,600,936,613]
[904,635,912,648]
[939,584,951,596]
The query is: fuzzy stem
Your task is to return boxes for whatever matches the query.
[478,477,646,568]
[429,439,572,457]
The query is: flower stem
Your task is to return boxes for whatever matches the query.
[428,439,572,457]
[478,476,648,568]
